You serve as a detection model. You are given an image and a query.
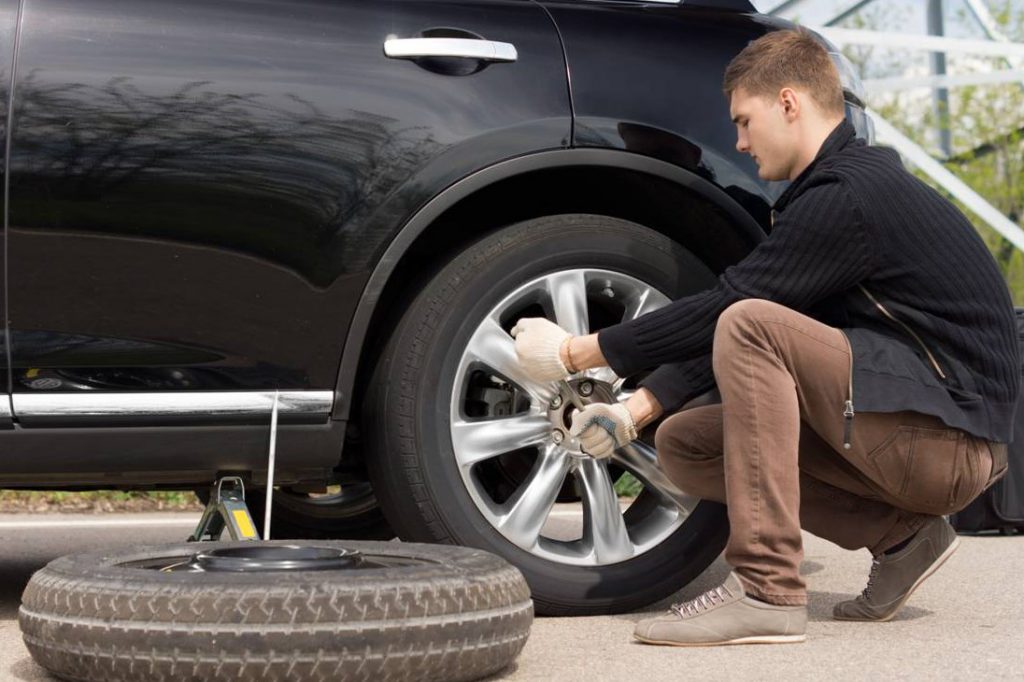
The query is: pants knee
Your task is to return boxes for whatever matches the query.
[712,298,784,374]
[654,412,721,464]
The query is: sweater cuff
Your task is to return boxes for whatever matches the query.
[597,323,650,377]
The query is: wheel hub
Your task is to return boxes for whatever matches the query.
[546,378,616,457]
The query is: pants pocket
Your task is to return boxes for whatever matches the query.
[866,425,974,516]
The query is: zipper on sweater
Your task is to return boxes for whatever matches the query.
[838,330,855,450]
[857,285,947,380]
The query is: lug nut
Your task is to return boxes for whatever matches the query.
[550,395,562,409]
[601,287,615,298]
[579,381,594,397]
[551,430,565,444]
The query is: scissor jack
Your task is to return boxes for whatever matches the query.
[188,476,260,541]
[188,391,281,542]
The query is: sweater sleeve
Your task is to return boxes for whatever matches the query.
[599,177,874,377]
[638,357,716,413]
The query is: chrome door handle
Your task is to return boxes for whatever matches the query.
[384,38,518,63]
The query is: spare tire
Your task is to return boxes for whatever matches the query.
[20,540,533,682]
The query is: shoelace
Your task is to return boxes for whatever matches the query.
[670,584,735,618]
[862,557,882,599]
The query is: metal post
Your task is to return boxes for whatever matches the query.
[263,390,280,540]
[928,0,952,157]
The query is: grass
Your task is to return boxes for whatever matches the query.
[614,472,644,498]
[0,490,203,512]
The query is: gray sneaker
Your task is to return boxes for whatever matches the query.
[633,572,807,647]
[833,516,960,622]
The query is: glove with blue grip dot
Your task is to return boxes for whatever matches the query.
[569,402,638,460]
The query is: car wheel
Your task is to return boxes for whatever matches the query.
[366,214,729,616]
[196,482,394,540]
[20,540,532,682]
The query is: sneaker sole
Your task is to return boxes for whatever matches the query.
[833,535,961,623]
[634,634,806,647]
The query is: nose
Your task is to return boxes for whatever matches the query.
[736,131,748,154]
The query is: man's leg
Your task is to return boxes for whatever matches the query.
[655,404,931,555]
[633,300,997,645]
[691,298,994,607]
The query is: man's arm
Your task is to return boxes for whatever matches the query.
[596,178,875,378]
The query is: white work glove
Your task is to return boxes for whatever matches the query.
[510,317,573,383]
[569,402,638,460]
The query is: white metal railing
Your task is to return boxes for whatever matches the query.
[868,111,1024,253]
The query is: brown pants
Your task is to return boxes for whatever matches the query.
[655,299,1005,606]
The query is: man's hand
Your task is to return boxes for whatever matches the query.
[569,402,638,460]
[511,317,573,383]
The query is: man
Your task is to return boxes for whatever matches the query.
[511,28,1016,646]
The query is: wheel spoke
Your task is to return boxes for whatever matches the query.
[614,441,694,513]
[546,271,590,337]
[622,286,667,322]
[585,365,620,387]
[577,458,634,563]
[451,414,552,469]
[496,446,571,550]
[466,317,556,402]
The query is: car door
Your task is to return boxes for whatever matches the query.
[5,0,570,427]
[0,0,17,429]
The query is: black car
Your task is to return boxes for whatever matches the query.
[0,0,871,614]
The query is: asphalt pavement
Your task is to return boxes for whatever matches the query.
[0,512,1020,681]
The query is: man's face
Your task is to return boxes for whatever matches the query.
[729,87,798,181]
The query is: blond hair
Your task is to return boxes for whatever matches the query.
[723,28,845,116]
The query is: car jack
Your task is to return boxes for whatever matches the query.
[188,476,260,541]
[189,390,281,542]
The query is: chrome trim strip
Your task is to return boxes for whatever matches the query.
[384,38,518,63]
[12,391,334,419]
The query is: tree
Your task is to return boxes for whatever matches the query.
[842,0,1024,302]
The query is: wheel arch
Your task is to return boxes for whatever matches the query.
[332,148,768,426]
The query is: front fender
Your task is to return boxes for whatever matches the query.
[331,147,769,420]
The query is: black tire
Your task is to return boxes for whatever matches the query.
[366,214,729,616]
[195,483,394,540]
[20,540,532,682]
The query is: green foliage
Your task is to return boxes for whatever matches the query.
[614,471,644,498]
[844,1,1024,302]
[0,489,202,511]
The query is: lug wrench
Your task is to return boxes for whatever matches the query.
[558,379,587,412]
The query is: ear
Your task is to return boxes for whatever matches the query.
[778,87,800,121]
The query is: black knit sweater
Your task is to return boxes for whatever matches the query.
[598,118,1020,443]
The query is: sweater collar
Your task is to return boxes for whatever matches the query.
[773,118,856,212]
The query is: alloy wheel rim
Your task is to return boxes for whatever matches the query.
[450,268,698,566]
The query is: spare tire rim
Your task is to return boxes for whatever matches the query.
[120,545,432,572]
[451,268,699,566]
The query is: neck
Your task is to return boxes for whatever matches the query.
[788,117,844,181]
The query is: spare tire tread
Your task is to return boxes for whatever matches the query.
[20,540,532,682]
